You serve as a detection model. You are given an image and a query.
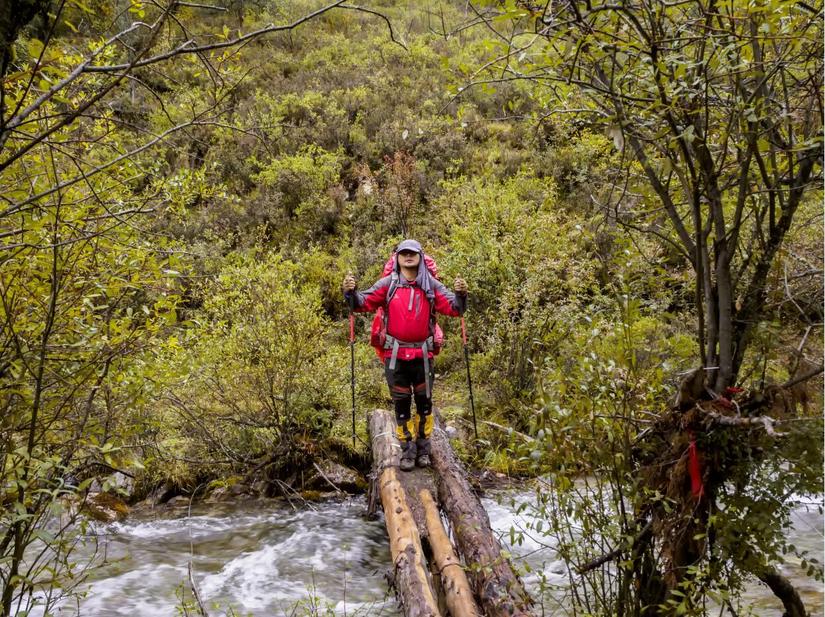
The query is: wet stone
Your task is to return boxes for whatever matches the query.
[83,492,129,523]
[304,459,367,493]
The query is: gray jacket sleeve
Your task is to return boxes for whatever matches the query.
[432,279,466,316]
[345,276,392,312]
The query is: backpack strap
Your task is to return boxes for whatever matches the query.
[383,274,437,398]
[386,336,433,399]
[421,339,431,399]
[382,271,399,334]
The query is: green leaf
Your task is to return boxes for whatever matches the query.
[28,39,44,59]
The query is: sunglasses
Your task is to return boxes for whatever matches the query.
[398,250,418,256]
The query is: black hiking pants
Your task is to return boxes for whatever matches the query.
[385,359,434,460]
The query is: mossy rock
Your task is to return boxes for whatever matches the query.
[83,492,129,523]
[318,437,370,471]
[299,490,325,502]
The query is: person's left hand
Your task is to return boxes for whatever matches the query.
[454,277,468,296]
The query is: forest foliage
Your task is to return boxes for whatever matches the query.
[0,0,822,615]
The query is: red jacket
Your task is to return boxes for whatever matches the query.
[349,275,465,361]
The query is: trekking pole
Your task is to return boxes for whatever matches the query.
[461,316,479,448]
[348,293,357,448]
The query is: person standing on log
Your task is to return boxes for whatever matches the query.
[343,239,468,471]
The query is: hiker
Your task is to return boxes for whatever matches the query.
[343,239,468,471]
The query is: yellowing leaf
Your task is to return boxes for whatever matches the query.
[27,39,44,59]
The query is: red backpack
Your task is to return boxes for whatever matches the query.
[369,252,445,359]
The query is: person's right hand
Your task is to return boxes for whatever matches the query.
[342,273,357,293]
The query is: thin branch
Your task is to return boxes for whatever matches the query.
[84,1,347,73]
[700,407,786,437]
[782,364,824,390]
[339,4,407,50]
[311,462,346,495]
[0,14,168,172]
[577,520,653,574]
[481,419,535,442]
[1,119,213,219]
[177,1,227,10]
[3,20,154,137]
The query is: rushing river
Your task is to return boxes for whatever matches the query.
[50,492,823,616]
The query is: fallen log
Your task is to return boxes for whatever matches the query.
[420,489,480,617]
[370,410,441,617]
[430,420,534,616]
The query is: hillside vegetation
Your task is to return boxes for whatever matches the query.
[1,0,822,615]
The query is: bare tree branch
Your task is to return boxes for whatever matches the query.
[339,4,407,50]
[700,406,785,437]
[83,1,347,73]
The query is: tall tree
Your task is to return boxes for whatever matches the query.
[464,1,823,613]
[471,0,822,390]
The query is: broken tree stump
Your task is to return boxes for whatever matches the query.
[370,410,441,617]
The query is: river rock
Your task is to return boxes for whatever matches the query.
[305,460,367,493]
[108,471,135,496]
[205,486,231,503]
[166,495,192,507]
[205,484,254,502]
[251,480,269,496]
[300,490,325,502]
[548,559,567,575]
[130,485,174,511]
[82,492,129,523]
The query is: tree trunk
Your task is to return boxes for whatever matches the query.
[380,467,442,617]
[731,152,819,379]
[429,421,533,617]
[420,489,480,617]
[756,565,809,617]
[370,410,441,617]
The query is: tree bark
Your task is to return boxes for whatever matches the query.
[756,565,809,617]
[731,150,819,378]
[370,410,441,617]
[429,421,534,616]
[420,489,480,617]
[370,407,400,471]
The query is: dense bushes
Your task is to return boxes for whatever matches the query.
[4,0,817,497]
[2,0,821,613]
[141,251,386,485]
[432,174,601,405]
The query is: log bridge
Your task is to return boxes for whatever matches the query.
[367,409,535,617]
